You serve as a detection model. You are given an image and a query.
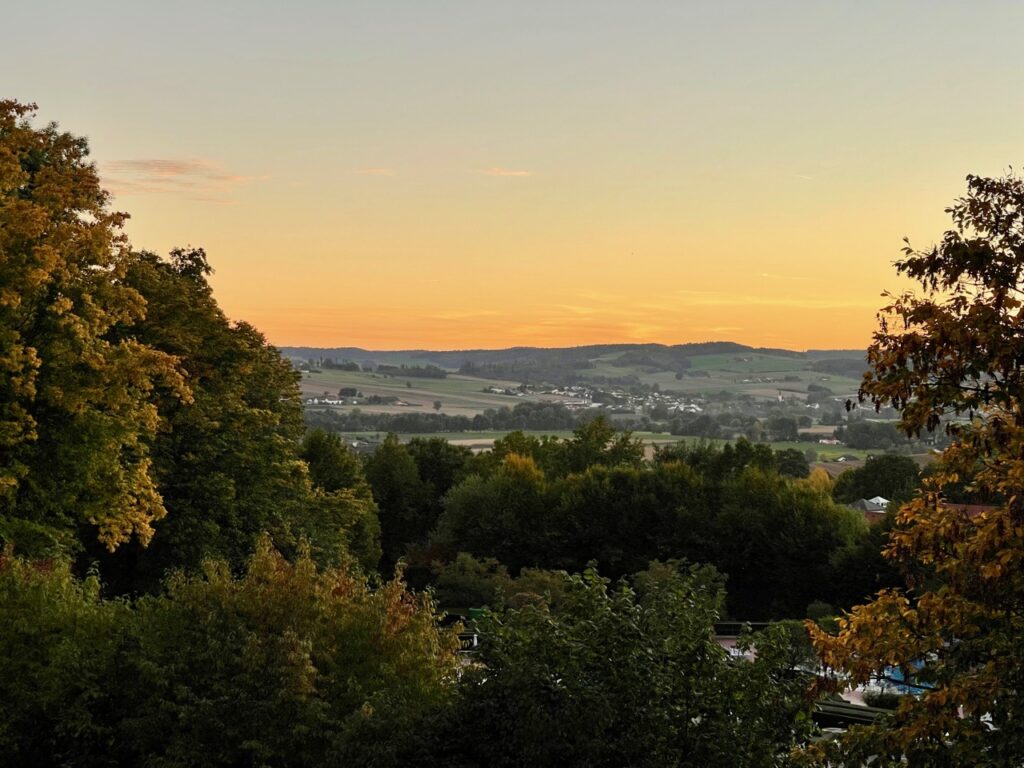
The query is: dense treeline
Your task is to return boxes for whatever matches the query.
[0,542,812,767]
[306,399,584,434]
[355,423,891,620]
[376,363,448,378]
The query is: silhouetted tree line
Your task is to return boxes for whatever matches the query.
[306,400,585,433]
[376,363,448,378]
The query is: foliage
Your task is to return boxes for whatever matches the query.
[301,428,370,496]
[804,173,1024,765]
[86,250,371,590]
[436,438,869,618]
[0,101,185,556]
[363,433,430,572]
[436,453,552,573]
[0,551,129,765]
[298,429,382,570]
[306,399,581,435]
[431,551,512,608]
[713,468,867,619]
[835,419,910,450]
[0,540,458,767]
[428,563,813,767]
[831,452,920,505]
[861,689,905,710]
[775,447,810,478]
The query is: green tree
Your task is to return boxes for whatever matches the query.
[298,429,382,570]
[561,415,645,475]
[831,453,920,505]
[301,429,369,496]
[0,101,186,557]
[0,540,458,766]
[552,460,706,578]
[363,434,429,572]
[764,416,799,442]
[431,551,512,609]
[91,250,356,590]
[0,552,130,765]
[435,453,551,573]
[430,564,812,767]
[775,447,811,478]
[714,467,866,619]
[805,173,1024,765]
[406,437,473,514]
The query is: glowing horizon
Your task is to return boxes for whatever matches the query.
[8,1,1022,351]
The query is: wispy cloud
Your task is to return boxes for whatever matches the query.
[102,157,265,203]
[354,168,396,176]
[479,167,533,177]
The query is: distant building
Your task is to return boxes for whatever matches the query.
[849,497,889,524]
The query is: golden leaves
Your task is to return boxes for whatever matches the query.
[0,101,189,552]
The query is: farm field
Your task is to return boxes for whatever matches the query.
[288,343,870,408]
[578,352,862,399]
[299,369,572,417]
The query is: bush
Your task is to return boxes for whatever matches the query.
[863,689,905,710]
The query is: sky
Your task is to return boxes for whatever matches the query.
[6,1,1024,350]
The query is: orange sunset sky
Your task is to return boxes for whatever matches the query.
[8,2,1024,350]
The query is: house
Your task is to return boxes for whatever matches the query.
[848,497,889,524]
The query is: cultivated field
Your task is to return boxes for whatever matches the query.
[299,369,573,417]
[579,351,863,399]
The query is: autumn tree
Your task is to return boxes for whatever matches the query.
[0,101,185,557]
[805,173,1024,764]
[83,250,380,589]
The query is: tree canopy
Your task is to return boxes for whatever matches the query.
[0,101,186,555]
[805,172,1024,764]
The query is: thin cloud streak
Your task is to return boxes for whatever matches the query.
[354,168,396,176]
[102,157,265,202]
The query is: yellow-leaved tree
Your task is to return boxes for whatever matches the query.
[804,172,1024,765]
[0,101,186,554]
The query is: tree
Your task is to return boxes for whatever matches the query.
[561,415,645,475]
[0,539,458,766]
[805,173,1024,764]
[301,429,373,499]
[430,564,812,767]
[764,416,799,442]
[432,399,442,411]
[775,447,810,478]
[89,250,357,591]
[363,434,429,572]
[551,461,705,579]
[831,453,920,504]
[435,453,551,573]
[0,101,186,557]
[713,467,865,619]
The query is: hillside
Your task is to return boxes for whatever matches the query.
[280,342,869,390]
